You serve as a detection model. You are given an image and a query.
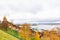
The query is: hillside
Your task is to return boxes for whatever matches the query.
[0,30,19,40]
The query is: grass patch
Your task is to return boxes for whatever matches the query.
[0,30,19,40]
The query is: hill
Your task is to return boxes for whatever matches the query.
[0,30,19,40]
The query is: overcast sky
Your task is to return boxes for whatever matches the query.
[0,0,60,23]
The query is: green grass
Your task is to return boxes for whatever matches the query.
[31,37,35,40]
[0,30,19,40]
[7,28,18,38]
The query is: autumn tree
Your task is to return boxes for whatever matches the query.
[1,16,8,31]
[19,24,31,40]
[35,31,40,40]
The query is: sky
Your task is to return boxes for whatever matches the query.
[0,0,60,24]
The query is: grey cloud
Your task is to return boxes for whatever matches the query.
[0,0,60,14]
[0,0,60,19]
[6,0,44,13]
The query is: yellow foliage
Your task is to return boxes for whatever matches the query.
[35,31,40,40]
[19,24,31,40]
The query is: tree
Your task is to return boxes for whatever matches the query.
[1,22,8,31]
[19,24,31,40]
[35,31,40,40]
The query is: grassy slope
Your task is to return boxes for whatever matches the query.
[0,30,19,40]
